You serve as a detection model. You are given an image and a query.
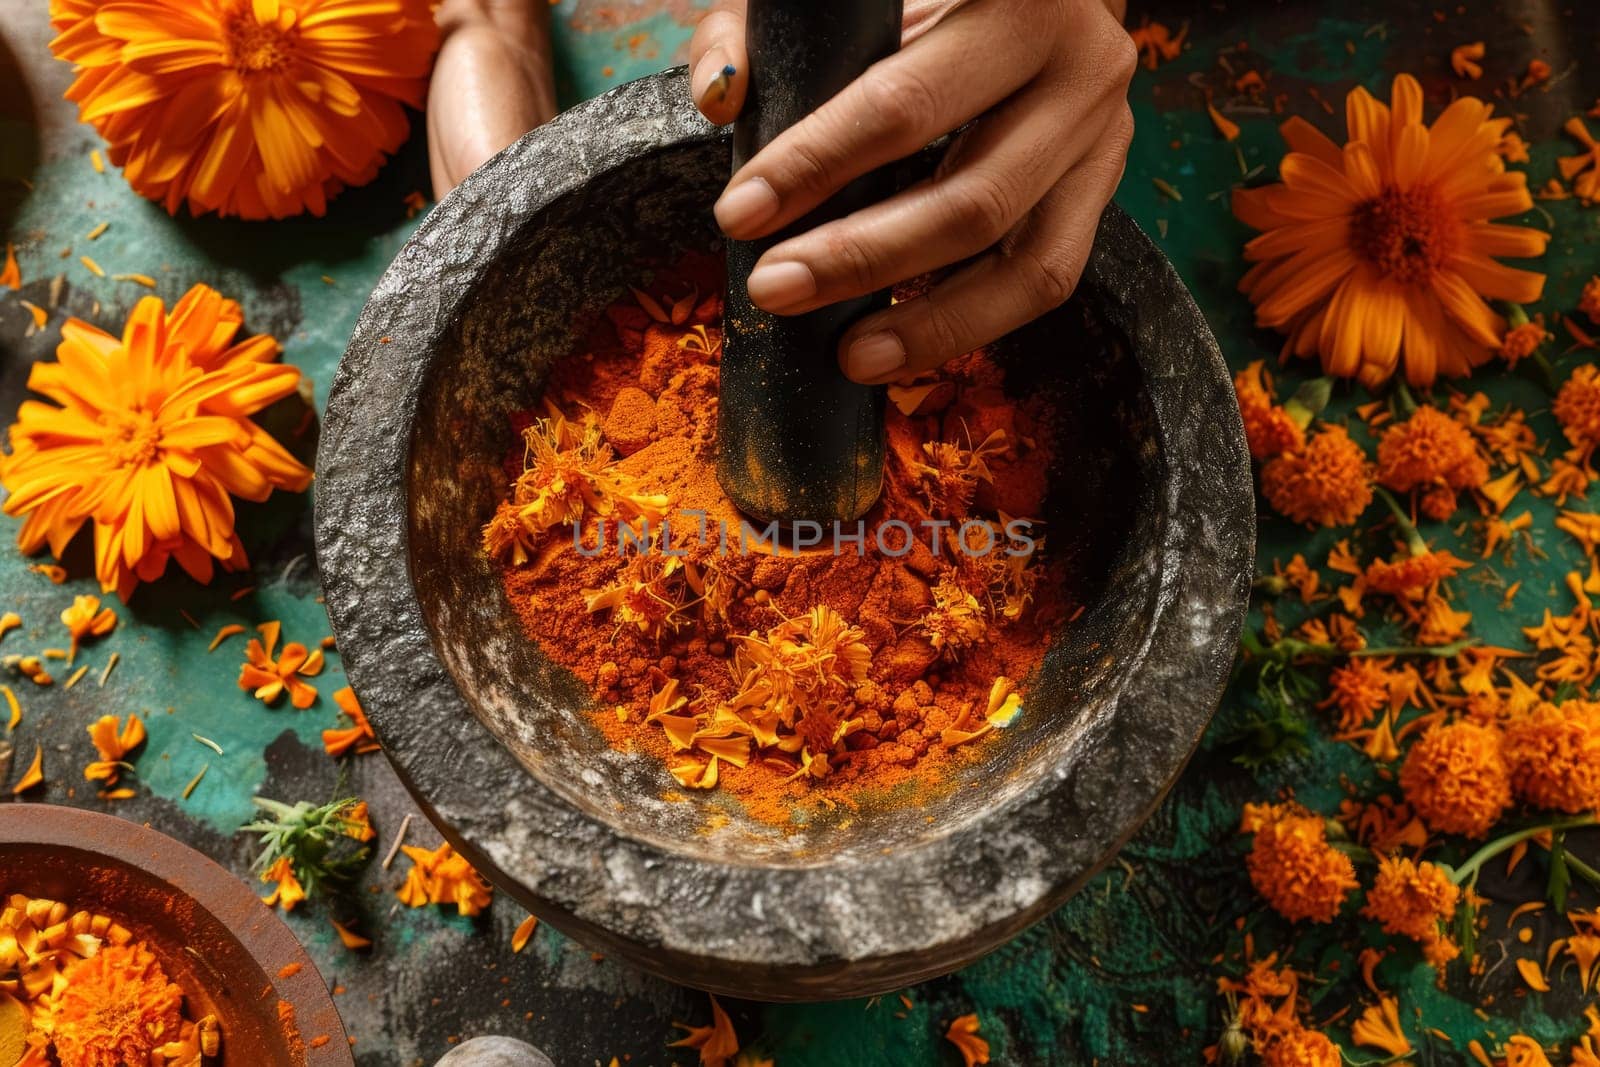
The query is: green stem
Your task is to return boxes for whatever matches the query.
[1352,637,1478,658]
[1567,851,1600,888]
[1374,486,1429,556]
[1448,815,1600,886]
[1392,380,1419,416]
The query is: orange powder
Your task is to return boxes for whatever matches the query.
[496,253,1081,826]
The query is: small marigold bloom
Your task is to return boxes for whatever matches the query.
[920,575,987,658]
[48,0,439,220]
[1350,994,1412,1056]
[1399,721,1511,837]
[46,941,185,1066]
[1128,18,1185,70]
[1322,658,1391,731]
[1235,361,1305,461]
[1377,406,1489,518]
[1555,364,1600,463]
[260,855,305,911]
[59,593,115,663]
[1582,276,1600,323]
[1,286,311,600]
[1260,426,1374,528]
[1363,548,1471,599]
[1410,592,1472,646]
[1499,318,1550,366]
[323,686,379,757]
[396,841,493,916]
[238,620,324,708]
[1362,854,1460,943]
[1261,1026,1341,1067]
[84,712,145,784]
[1244,804,1358,923]
[942,1013,989,1067]
[1502,701,1600,813]
[1233,74,1548,388]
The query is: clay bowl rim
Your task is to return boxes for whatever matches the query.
[315,67,1255,999]
[0,803,352,1065]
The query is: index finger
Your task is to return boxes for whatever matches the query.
[688,0,750,127]
[712,0,1053,240]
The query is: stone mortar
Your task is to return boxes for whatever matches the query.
[314,67,1254,1001]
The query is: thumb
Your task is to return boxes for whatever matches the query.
[688,0,748,126]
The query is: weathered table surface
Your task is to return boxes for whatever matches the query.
[2,1,1598,1064]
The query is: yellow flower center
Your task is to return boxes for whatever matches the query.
[1350,186,1460,285]
[225,11,294,73]
[104,409,162,467]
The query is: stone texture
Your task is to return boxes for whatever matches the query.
[435,1037,555,1067]
[314,67,1254,1001]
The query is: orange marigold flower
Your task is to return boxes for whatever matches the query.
[1502,700,1600,813]
[84,712,146,784]
[1376,406,1488,518]
[45,941,184,1066]
[1260,426,1374,528]
[1581,276,1600,323]
[0,285,311,600]
[396,841,493,916]
[47,0,439,220]
[323,685,380,757]
[1555,364,1600,462]
[1399,721,1511,837]
[1350,994,1412,1056]
[942,1013,990,1067]
[1362,854,1460,943]
[1233,75,1548,388]
[1235,361,1306,461]
[238,620,324,708]
[1244,804,1358,923]
[1363,548,1471,598]
[1498,319,1550,366]
[1261,1026,1341,1067]
[1322,657,1391,731]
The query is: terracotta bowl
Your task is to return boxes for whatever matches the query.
[0,805,351,1065]
[316,68,1254,1000]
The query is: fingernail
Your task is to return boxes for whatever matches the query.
[715,177,778,236]
[694,53,737,106]
[746,261,816,311]
[845,331,906,382]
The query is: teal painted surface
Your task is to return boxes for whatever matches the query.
[1,1,1599,1064]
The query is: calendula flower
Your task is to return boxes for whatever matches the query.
[1502,700,1600,813]
[1399,721,1510,837]
[1262,1026,1341,1067]
[1362,854,1460,944]
[1233,74,1548,388]
[1350,994,1412,1056]
[84,713,145,785]
[259,855,305,911]
[323,686,379,757]
[1243,803,1358,923]
[59,594,115,663]
[670,995,740,1067]
[1,285,311,600]
[1260,426,1374,527]
[396,841,493,916]
[238,620,323,707]
[45,941,185,1066]
[48,0,439,220]
[1235,361,1306,461]
[1555,364,1600,463]
[943,1014,989,1067]
[1377,406,1488,519]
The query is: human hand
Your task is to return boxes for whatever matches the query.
[428,0,559,199]
[689,0,1136,384]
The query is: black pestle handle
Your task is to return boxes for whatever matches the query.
[715,0,903,526]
